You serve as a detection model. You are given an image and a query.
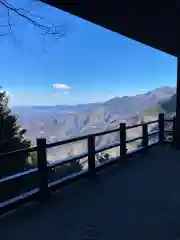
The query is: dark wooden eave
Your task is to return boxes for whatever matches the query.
[41,1,180,57]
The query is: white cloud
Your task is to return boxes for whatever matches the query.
[63,91,69,95]
[53,83,70,89]
[138,88,146,92]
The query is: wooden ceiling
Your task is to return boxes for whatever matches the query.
[42,1,180,57]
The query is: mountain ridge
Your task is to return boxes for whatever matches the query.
[12,86,176,162]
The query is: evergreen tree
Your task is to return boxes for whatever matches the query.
[0,90,31,178]
[0,90,31,202]
[0,90,83,201]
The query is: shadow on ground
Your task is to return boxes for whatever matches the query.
[1,145,180,240]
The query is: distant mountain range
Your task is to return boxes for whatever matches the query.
[12,103,101,116]
[12,86,176,162]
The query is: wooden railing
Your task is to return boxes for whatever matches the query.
[0,113,175,214]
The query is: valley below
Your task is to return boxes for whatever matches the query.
[12,86,176,164]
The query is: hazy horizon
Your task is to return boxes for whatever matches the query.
[9,85,176,107]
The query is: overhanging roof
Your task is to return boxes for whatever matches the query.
[42,1,180,57]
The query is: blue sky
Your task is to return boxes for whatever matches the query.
[0,0,177,106]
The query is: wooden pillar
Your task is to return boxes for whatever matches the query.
[174,57,180,148]
[158,113,164,144]
[142,123,148,148]
[37,138,49,200]
[120,123,126,161]
[88,135,96,175]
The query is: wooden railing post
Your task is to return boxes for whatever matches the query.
[172,116,176,144]
[88,135,96,175]
[158,113,164,144]
[37,138,49,200]
[120,123,126,161]
[142,123,148,148]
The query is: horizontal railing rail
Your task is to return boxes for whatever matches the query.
[126,136,142,144]
[46,135,88,148]
[0,146,37,157]
[164,129,174,133]
[126,123,143,129]
[164,119,174,122]
[47,152,88,169]
[148,130,159,136]
[0,113,176,214]
[0,188,39,209]
[126,119,158,129]
[95,142,120,154]
[0,168,38,184]
[93,127,120,137]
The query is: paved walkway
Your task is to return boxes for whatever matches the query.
[1,144,180,240]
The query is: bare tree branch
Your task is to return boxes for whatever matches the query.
[0,0,66,44]
[6,5,22,47]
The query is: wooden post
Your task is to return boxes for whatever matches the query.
[120,123,126,160]
[37,138,49,200]
[158,113,164,144]
[88,135,96,175]
[172,116,176,144]
[142,123,148,148]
